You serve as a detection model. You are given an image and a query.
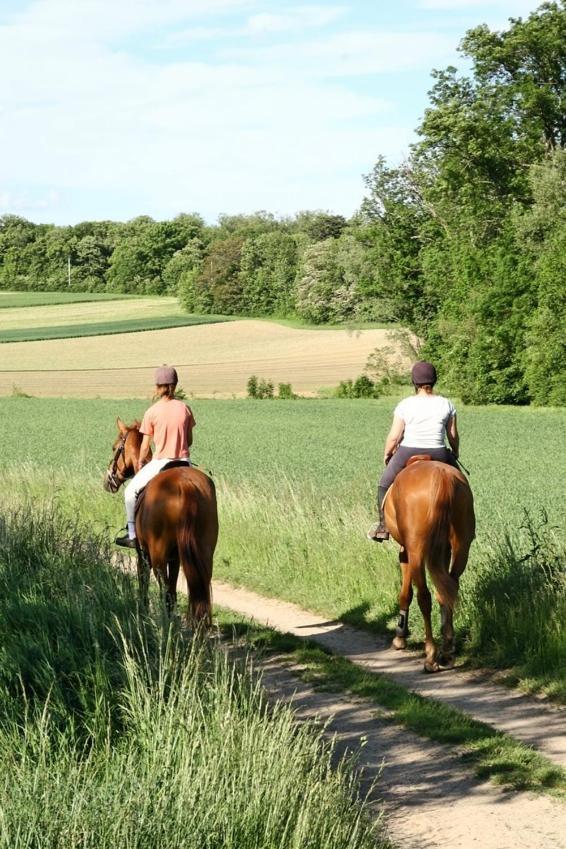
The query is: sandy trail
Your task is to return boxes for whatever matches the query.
[256,657,566,849]
[213,580,566,768]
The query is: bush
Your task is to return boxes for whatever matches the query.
[247,376,274,399]
[335,375,380,399]
[278,383,297,400]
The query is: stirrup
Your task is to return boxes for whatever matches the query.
[115,530,137,549]
[367,522,390,542]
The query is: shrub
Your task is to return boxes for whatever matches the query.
[278,383,297,400]
[247,375,259,398]
[247,376,274,399]
[335,375,380,399]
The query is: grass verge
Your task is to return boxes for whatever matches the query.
[216,610,566,797]
[0,500,383,849]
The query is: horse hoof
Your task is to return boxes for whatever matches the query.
[424,660,440,674]
[438,655,455,670]
[392,635,407,650]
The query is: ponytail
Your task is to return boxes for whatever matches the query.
[156,383,176,399]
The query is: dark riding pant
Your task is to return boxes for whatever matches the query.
[378,446,458,506]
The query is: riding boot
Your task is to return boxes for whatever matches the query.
[115,528,137,549]
[367,486,390,542]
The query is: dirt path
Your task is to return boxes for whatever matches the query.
[213,581,566,768]
[117,561,566,848]
[256,656,566,849]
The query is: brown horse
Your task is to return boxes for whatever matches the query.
[104,418,218,624]
[384,456,475,672]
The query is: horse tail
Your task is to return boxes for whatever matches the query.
[424,467,458,610]
[177,488,212,625]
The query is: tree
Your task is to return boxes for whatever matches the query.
[193,237,245,314]
[521,150,566,404]
[239,231,299,316]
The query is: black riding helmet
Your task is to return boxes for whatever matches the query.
[411,361,437,386]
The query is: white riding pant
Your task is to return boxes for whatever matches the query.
[124,458,190,523]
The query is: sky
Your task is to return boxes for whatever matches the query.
[0,0,541,225]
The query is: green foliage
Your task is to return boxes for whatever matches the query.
[336,375,380,399]
[277,382,297,400]
[361,2,566,404]
[247,375,259,398]
[239,231,299,316]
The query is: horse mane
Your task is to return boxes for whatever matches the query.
[126,420,141,431]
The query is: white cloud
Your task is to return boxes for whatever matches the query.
[221,29,457,77]
[246,6,347,34]
[0,1,434,222]
[418,0,536,14]
[0,189,62,214]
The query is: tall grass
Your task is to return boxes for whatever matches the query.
[460,513,566,698]
[2,465,565,699]
[0,501,381,849]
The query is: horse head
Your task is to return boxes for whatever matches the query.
[103,418,142,493]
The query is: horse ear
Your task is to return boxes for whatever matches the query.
[116,417,127,434]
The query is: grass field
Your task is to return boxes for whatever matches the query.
[1,396,565,699]
[0,295,230,342]
[0,320,403,397]
[0,314,229,342]
[0,291,140,309]
[0,505,381,849]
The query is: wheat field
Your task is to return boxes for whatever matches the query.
[0,319,405,397]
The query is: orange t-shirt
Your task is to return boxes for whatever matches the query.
[140,398,195,459]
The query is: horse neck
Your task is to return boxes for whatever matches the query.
[125,428,142,473]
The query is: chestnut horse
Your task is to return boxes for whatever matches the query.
[384,456,475,672]
[104,418,218,624]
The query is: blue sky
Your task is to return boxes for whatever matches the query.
[0,0,540,224]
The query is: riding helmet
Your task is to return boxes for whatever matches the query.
[411,361,437,386]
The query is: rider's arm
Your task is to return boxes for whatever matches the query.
[447,415,459,459]
[383,416,405,465]
[137,434,152,472]
[186,407,195,449]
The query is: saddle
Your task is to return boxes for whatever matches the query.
[405,454,432,466]
[134,461,191,518]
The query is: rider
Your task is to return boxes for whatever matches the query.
[367,360,459,542]
[115,365,195,549]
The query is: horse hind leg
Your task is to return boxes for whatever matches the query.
[411,558,438,673]
[439,540,472,668]
[393,548,413,650]
[137,548,151,609]
[165,559,180,616]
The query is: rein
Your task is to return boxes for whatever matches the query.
[107,431,135,490]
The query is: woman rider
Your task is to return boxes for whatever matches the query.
[115,365,195,549]
[367,360,459,542]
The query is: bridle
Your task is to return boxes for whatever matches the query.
[106,430,135,492]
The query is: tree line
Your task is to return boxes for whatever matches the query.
[0,2,564,405]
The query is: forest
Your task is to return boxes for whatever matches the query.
[1,2,564,405]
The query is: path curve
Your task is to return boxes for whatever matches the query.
[213,580,566,768]
[257,656,566,849]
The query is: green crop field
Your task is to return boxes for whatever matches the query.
[0,291,140,308]
[0,293,230,342]
[1,396,565,700]
[0,314,229,342]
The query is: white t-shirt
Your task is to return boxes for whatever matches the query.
[394,394,456,448]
